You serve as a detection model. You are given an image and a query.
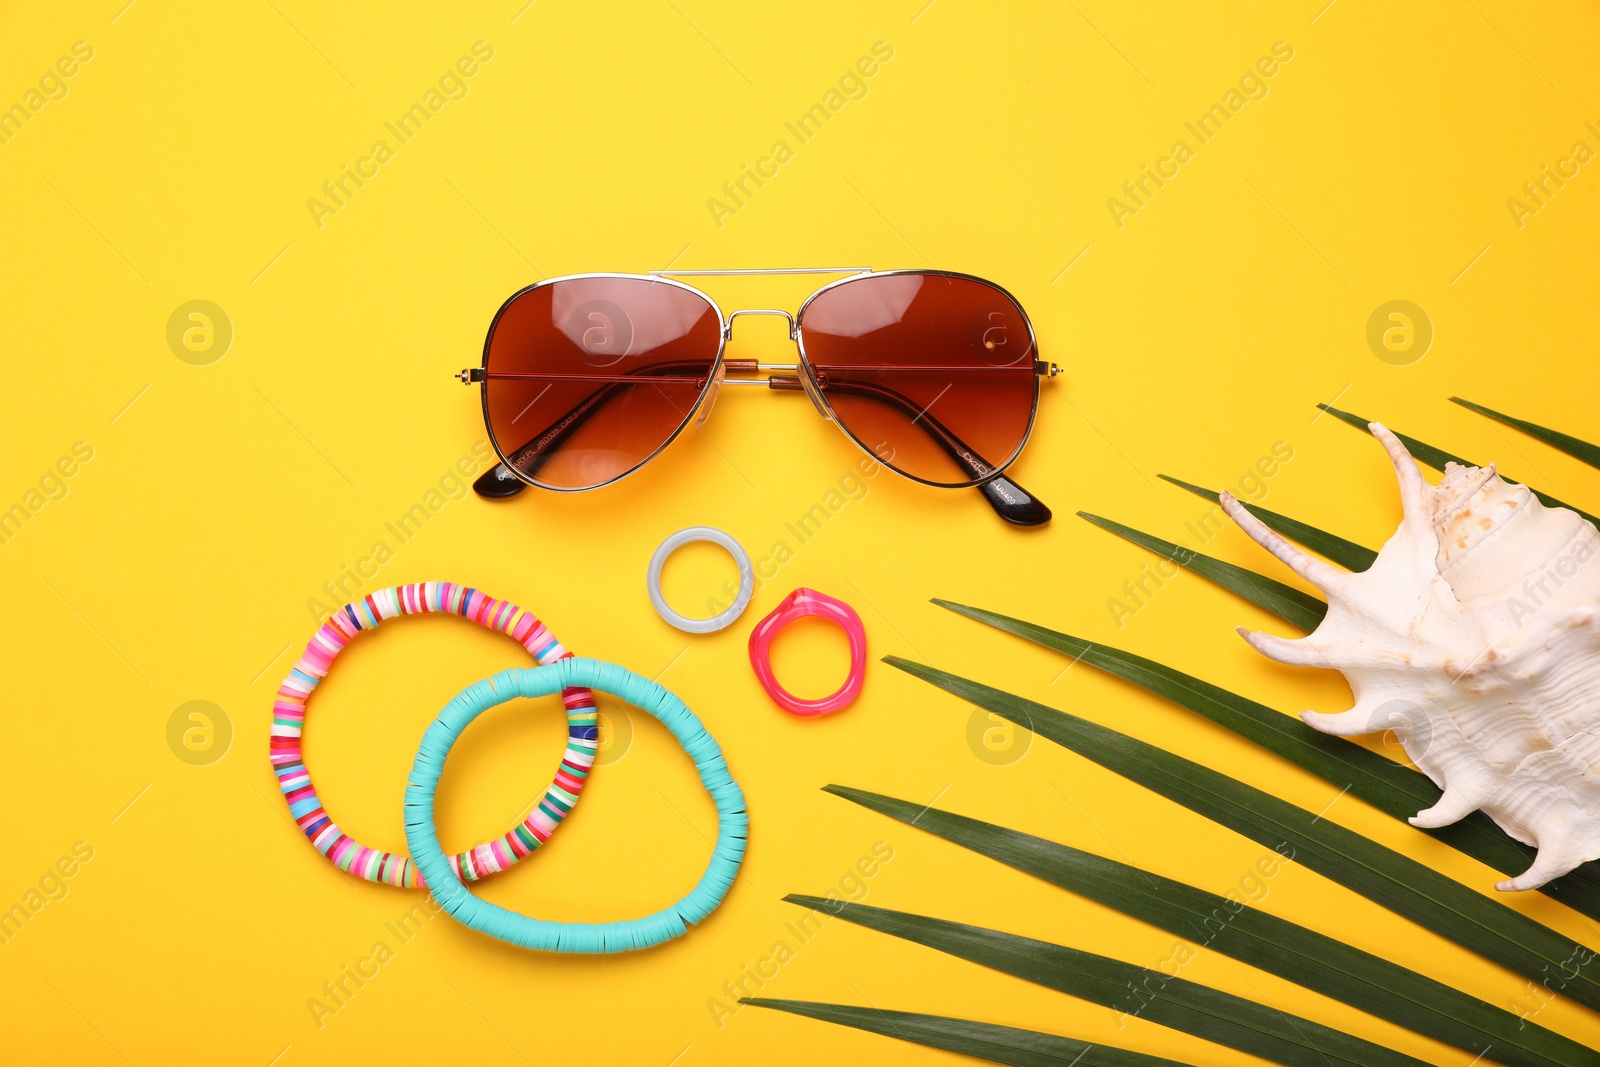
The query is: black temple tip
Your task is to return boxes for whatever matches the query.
[473,463,527,499]
[979,474,1051,526]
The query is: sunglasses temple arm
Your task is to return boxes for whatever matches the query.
[472,360,712,499]
[774,377,1051,527]
[473,362,1052,528]
[471,385,613,498]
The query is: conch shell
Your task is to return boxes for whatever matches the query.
[1222,423,1600,891]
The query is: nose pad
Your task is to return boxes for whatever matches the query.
[694,363,726,426]
[796,370,833,421]
[786,329,833,420]
[769,371,834,421]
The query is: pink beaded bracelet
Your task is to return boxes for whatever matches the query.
[270,582,598,888]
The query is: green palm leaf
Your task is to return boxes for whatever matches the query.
[934,598,1600,917]
[1079,512,1328,631]
[781,896,1431,1067]
[825,785,1599,1067]
[882,656,1600,1014]
[1157,474,1378,570]
[744,999,1195,1067]
[1316,404,1600,527]
[1451,398,1600,470]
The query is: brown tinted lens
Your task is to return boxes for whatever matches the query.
[484,277,721,490]
[798,273,1038,487]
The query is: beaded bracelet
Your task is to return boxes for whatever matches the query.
[405,658,748,953]
[271,582,598,888]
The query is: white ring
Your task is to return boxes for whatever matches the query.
[646,526,755,633]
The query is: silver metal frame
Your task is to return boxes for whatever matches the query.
[649,267,871,277]
[724,308,796,339]
[793,268,1046,491]
[469,268,1055,494]
[475,272,727,494]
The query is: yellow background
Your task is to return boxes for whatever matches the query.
[4,1,1600,1063]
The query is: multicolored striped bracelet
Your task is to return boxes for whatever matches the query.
[271,582,598,889]
[406,659,748,953]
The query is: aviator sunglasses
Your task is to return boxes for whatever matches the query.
[459,268,1060,526]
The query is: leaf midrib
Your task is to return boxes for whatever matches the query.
[794,896,1423,1067]
[889,661,1600,1007]
[830,786,1592,1067]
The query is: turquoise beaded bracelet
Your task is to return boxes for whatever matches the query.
[404,658,748,953]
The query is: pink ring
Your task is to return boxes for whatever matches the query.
[747,588,867,717]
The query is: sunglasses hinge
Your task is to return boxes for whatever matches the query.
[1034,360,1061,378]
[457,367,485,384]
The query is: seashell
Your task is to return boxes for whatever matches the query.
[1221,422,1600,891]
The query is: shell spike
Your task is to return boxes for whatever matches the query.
[1219,492,1351,595]
[1408,785,1480,829]
[1231,421,1600,893]
[1368,422,1430,528]
[1236,626,1337,668]
[1497,842,1575,893]
[1300,708,1376,736]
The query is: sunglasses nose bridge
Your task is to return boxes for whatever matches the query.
[718,309,833,420]
[723,308,797,341]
